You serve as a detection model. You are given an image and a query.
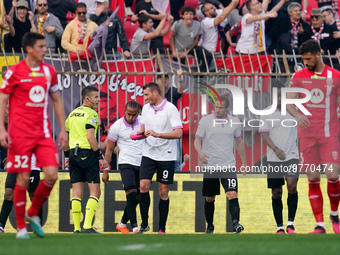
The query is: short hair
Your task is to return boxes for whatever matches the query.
[287,2,301,13]
[138,13,152,28]
[180,5,196,16]
[156,74,169,80]
[81,86,98,100]
[143,82,161,95]
[125,101,142,112]
[76,2,87,9]
[299,39,321,55]
[201,3,210,16]
[218,94,230,108]
[22,32,45,52]
[321,8,333,16]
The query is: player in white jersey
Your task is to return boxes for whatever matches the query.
[194,94,247,234]
[259,81,299,234]
[103,101,143,234]
[137,82,183,234]
[0,154,42,232]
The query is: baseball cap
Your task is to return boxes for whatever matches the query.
[17,0,29,10]
[96,0,109,3]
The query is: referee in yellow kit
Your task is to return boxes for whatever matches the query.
[64,86,108,233]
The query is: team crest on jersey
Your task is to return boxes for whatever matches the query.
[4,70,13,80]
[332,151,338,160]
[90,118,98,125]
[29,86,45,103]
[326,78,333,86]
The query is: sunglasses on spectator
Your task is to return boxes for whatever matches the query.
[38,4,47,7]
[77,12,86,15]
[311,15,321,19]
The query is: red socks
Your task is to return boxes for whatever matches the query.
[27,179,54,217]
[308,179,324,223]
[14,184,28,230]
[327,178,340,213]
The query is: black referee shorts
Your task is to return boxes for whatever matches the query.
[69,148,100,184]
[267,159,299,189]
[140,156,175,184]
[5,170,41,193]
[118,164,140,192]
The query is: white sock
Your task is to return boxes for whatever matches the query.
[316,222,325,228]
[119,222,127,227]
[133,227,139,232]
[287,221,294,226]
[330,210,339,217]
[277,226,284,231]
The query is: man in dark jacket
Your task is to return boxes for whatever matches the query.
[90,0,130,57]
[47,0,77,29]
[269,2,309,54]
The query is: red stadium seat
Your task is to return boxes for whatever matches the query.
[124,21,139,46]
[185,0,199,8]
[304,0,318,22]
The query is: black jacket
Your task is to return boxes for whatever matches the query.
[47,0,77,29]
[301,22,340,55]
[90,11,130,54]
[268,15,309,54]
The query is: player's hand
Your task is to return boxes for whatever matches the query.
[64,158,69,168]
[0,130,11,149]
[296,115,310,129]
[145,129,159,138]
[274,148,286,160]
[102,169,109,185]
[44,26,55,33]
[199,152,209,164]
[57,130,68,150]
[99,158,108,170]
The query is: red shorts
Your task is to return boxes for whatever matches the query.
[6,137,59,173]
[299,136,340,168]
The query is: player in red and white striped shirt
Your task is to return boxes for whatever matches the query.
[288,39,340,234]
[0,32,67,239]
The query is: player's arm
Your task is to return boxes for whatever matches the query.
[87,127,108,169]
[102,139,115,185]
[260,132,286,160]
[234,137,247,168]
[0,93,10,149]
[145,128,182,139]
[286,92,310,129]
[194,137,208,164]
[50,92,67,150]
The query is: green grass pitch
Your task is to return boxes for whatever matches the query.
[0,234,339,255]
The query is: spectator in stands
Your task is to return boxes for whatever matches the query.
[61,3,98,54]
[301,8,340,55]
[125,0,135,16]
[199,0,239,53]
[34,0,63,53]
[7,0,37,53]
[90,0,130,57]
[235,0,287,54]
[226,3,249,51]
[268,2,309,54]
[130,13,173,55]
[47,0,77,29]
[170,0,185,21]
[279,0,307,20]
[321,6,340,37]
[304,0,338,19]
[170,6,212,72]
[131,0,167,54]
[79,0,97,17]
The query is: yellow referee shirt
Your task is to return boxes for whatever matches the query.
[65,106,99,150]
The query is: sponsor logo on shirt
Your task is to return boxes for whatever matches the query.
[332,151,338,160]
[0,80,8,89]
[29,85,45,103]
[309,88,324,104]
[20,79,33,82]
[29,72,45,77]
[70,113,85,117]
